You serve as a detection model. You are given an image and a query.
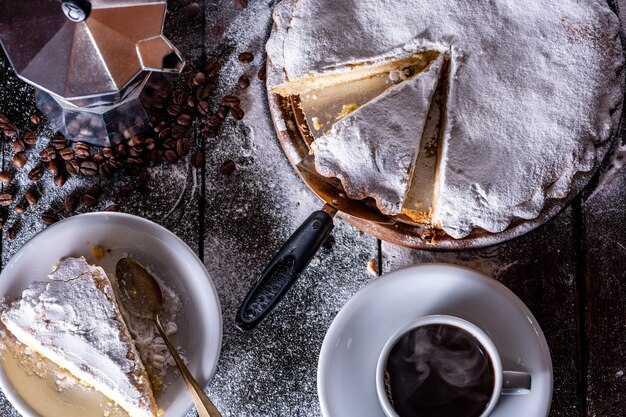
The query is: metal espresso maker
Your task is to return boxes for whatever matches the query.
[0,0,185,146]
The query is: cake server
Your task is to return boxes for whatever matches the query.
[236,155,394,331]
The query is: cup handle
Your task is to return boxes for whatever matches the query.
[502,371,531,395]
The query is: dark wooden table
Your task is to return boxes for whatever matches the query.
[0,1,624,416]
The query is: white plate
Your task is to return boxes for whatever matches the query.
[0,212,222,417]
[318,264,552,417]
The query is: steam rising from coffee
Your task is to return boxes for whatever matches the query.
[385,324,495,417]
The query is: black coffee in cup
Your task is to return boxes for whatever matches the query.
[384,324,495,417]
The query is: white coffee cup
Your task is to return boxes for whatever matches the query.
[376,315,531,417]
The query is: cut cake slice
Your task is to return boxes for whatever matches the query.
[1,257,158,417]
[310,54,445,216]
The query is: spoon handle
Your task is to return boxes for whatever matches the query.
[154,315,222,417]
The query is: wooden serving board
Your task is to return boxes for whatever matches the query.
[266,64,619,250]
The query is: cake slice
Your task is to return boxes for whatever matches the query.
[311,55,445,216]
[1,257,158,417]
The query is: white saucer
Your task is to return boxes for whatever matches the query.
[0,212,222,417]
[317,264,552,417]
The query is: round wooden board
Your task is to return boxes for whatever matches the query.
[266,67,619,250]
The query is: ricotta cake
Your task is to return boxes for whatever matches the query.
[1,257,158,417]
[267,0,624,239]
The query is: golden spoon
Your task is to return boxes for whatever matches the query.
[115,258,222,417]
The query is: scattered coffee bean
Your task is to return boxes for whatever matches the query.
[12,139,25,153]
[25,190,39,206]
[217,105,230,119]
[144,138,156,150]
[75,141,90,152]
[108,156,123,170]
[0,211,6,228]
[54,174,66,187]
[12,152,27,169]
[0,171,13,185]
[176,137,191,156]
[28,166,44,181]
[64,194,79,212]
[238,75,250,89]
[23,131,37,145]
[138,170,151,184]
[42,211,59,225]
[0,114,8,127]
[39,147,56,162]
[102,147,113,158]
[172,90,185,105]
[119,185,132,198]
[191,151,205,167]
[238,51,254,64]
[50,134,66,149]
[116,143,129,157]
[48,159,59,175]
[198,83,215,99]
[234,0,248,10]
[3,124,17,138]
[6,227,16,240]
[75,148,90,159]
[99,163,113,178]
[89,184,103,198]
[258,64,267,81]
[104,203,119,212]
[92,152,105,163]
[183,2,201,18]
[222,95,241,108]
[187,96,198,108]
[207,116,223,126]
[29,113,41,125]
[66,160,79,176]
[232,106,245,120]
[202,126,219,139]
[149,149,164,164]
[82,192,98,208]
[172,125,188,138]
[126,157,142,167]
[197,101,210,115]
[164,149,179,163]
[14,204,26,214]
[167,103,181,116]
[219,159,236,175]
[176,113,193,126]
[0,194,13,206]
[59,147,74,160]
[205,61,222,78]
[211,25,224,38]
[193,72,207,86]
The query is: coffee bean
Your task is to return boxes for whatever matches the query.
[75,148,90,159]
[102,147,113,158]
[12,139,25,153]
[145,138,156,150]
[193,72,207,86]
[183,2,201,18]
[99,163,113,178]
[219,159,236,175]
[218,105,230,118]
[234,0,248,10]
[187,96,198,108]
[222,95,241,108]
[92,152,105,163]
[66,160,79,176]
[116,143,128,157]
[54,174,66,187]
[177,113,193,126]
[6,227,16,240]
[191,151,205,167]
[27,166,44,181]
[238,51,254,64]
[108,156,123,170]
[82,193,98,208]
[149,149,164,164]
[172,90,185,105]
[0,171,13,185]
[197,101,210,115]
[80,161,98,177]
[3,124,17,138]
[172,125,188,138]
[42,211,59,225]
[23,131,37,145]
[88,184,103,198]
[119,185,132,198]
[176,137,191,156]
[153,120,167,133]
[232,106,245,120]
[25,190,39,206]
[126,157,142,167]
[198,83,215,99]
[205,61,222,78]
[0,194,13,206]
[39,147,56,162]
[167,103,181,116]
[104,203,119,212]
[202,126,219,139]
[13,152,27,169]
[158,127,172,141]
[0,114,10,127]
[164,149,179,163]
[258,64,267,81]
[59,147,74,160]
[14,204,26,214]
[29,113,41,125]
[50,134,66,149]
[238,75,250,89]
[129,145,143,157]
[127,136,144,147]
[211,25,224,38]
[138,170,151,184]
[0,210,6,228]
[64,194,79,213]
[48,159,59,175]
[207,116,223,126]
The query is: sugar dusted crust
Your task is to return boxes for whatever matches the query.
[1,257,158,417]
[267,0,624,239]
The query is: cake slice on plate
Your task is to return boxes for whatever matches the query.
[310,54,445,216]
[1,257,158,417]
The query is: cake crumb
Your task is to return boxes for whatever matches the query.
[367,259,379,276]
